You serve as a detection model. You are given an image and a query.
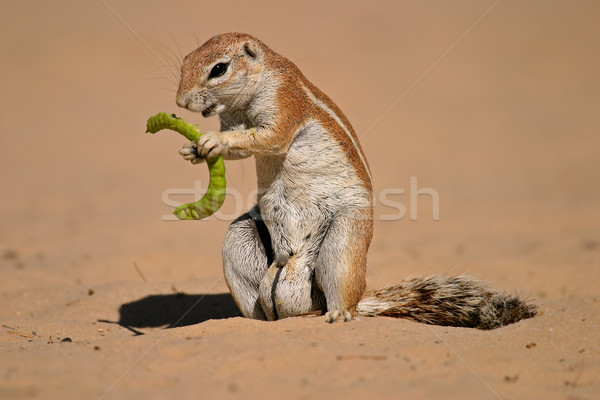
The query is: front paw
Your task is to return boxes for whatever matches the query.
[197,131,224,161]
[179,141,204,165]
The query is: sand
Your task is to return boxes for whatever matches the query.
[1,1,599,399]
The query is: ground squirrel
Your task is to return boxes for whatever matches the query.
[175,32,536,328]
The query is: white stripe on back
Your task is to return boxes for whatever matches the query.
[299,82,372,183]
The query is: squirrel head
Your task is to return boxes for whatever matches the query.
[176,32,267,117]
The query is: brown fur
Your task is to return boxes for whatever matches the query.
[357,275,538,329]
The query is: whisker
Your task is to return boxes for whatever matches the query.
[146,75,180,87]
[184,18,202,49]
[152,88,178,95]
[148,39,179,82]
[293,51,320,64]
[163,23,184,62]
[149,39,184,90]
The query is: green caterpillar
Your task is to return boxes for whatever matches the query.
[146,112,226,220]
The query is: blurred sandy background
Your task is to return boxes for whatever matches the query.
[1,1,599,399]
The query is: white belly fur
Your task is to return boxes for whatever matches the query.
[256,119,371,255]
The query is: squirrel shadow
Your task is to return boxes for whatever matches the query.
[110,292,242,334]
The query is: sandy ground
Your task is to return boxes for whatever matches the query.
[1,1,599,399]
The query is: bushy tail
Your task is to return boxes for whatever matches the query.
[356,275,537,329]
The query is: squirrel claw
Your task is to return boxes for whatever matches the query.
[325,310,339,323]
[180,141,203,164]
[325,310,353,323]
[343,311,352,322]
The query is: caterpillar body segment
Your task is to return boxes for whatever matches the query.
[146,112,226,220]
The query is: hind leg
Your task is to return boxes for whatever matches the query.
[315,208,373,322]
[222,206,273,320]
[257,252,326,320]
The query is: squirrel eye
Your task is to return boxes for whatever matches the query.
[208,62,228,79]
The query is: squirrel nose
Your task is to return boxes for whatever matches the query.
[176,93,190,108]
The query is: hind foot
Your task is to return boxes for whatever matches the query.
[325,310,352,323]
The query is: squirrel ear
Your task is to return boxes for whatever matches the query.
[243,41,262,61]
